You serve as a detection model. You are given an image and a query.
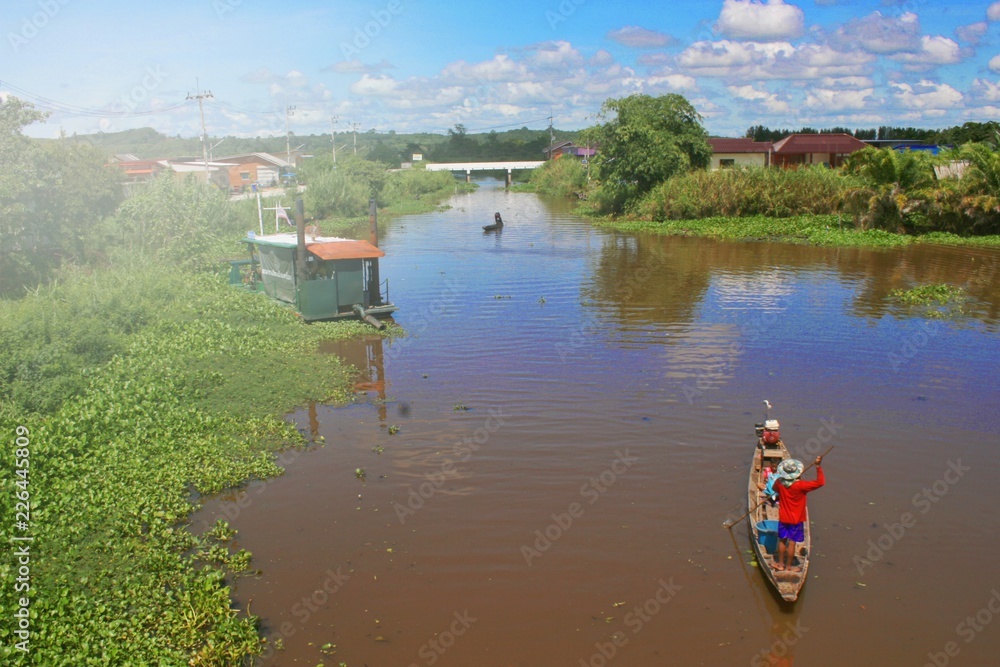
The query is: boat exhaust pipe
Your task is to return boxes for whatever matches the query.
[353,304,385,330]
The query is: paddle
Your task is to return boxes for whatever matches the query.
[723,445,834,529]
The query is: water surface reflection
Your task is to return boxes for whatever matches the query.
[197,180,1000,667]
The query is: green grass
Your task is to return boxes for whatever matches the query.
[592,212,1000,248]
[0,258,391,665]
[914,232,1000,248]
[592,214,918,248]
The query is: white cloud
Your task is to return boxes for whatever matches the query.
[990,54,1000,73]
[833,11,921,55]
[956,22,988,44]
[890,80,963,111]
[678,40,794,76]
[792,44,875,77]
[970,78,1000,102]
[285,70,308,87]
[677,40,871,80]
[526,41,586,70]
[988,2,1000,21]
[804,87,875,111]
[589,50,615,66]
[607,26,675,48]
[820,76,874,89]
[716,0,805,41]
[690,96,726,119]
[440,54,528,85]
[891,36,963,69]
[648,74,698,91]
[349,74,398,96]
[726,84,791,113]
[964,105,1000,120]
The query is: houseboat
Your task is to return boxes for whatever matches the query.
[231,225,396,327]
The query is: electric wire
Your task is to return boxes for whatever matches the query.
[0,80,195,117]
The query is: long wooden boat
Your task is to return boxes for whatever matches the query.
[746,416,810,602]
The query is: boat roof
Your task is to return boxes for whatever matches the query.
[245,232,385,259]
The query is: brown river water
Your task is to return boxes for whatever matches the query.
[195,180,1000,667]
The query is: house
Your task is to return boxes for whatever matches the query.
[543,140,597,160]
[114,158,167,183]
[708,138,772,169]
[213,153,293,190]
[771,133,868,168]
[163,160,234,190]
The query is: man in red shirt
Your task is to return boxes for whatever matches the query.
[771,456,825,572]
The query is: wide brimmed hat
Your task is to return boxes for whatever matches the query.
[776,459,804,481]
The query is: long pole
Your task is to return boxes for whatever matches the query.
[351,121,359,155]
[286,105,296,167]
[187,81,213,183]
[548,113,554,159]
[331,115,338,163]
[256,190,263,236]
[723,445,834,529]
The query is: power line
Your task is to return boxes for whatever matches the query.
[0,80,194,117]
[209,98,282,119]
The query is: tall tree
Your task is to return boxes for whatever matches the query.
[586,93,711,214]
[0,97,47,294]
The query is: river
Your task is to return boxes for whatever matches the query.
[196,179,1000,667]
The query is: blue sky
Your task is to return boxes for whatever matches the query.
[3,0,1000,140]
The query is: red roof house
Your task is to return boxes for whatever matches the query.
[707,138,773,169]
[771,133,867,168]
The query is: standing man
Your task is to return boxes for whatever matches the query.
[771,456,824,572]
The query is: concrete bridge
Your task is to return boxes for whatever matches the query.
[425,160,544,186]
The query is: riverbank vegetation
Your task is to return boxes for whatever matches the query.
[0,97,462,665]
[301,155,473,223]
[525,93,1000,248]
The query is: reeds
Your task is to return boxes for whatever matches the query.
[635,165,854,221]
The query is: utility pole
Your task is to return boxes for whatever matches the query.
[187,81,213,182]
[351,121,360,156]
[285,105,296,168]
[330,115,338,163]
[548,113,555,160]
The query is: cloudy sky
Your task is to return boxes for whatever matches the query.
[4,0,1000,139]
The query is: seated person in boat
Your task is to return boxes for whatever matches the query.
[762,456,825,572]
[761,462,778,506]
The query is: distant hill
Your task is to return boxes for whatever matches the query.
[44,125,581,165]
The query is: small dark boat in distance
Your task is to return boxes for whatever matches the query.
[483,212,504,232]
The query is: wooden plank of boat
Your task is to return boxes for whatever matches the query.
[746,436,810,602]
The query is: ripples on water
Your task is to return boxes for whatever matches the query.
[199,179,1000,667]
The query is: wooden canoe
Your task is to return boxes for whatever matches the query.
[483,212,504,232]
[746,435,810,602]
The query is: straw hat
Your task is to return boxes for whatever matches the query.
[776,459,804,482]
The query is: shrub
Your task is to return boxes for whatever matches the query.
[636,166,852,220]
[529,155,589,198]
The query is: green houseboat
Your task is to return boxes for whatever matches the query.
[231,230,397,327]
